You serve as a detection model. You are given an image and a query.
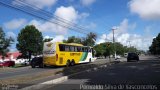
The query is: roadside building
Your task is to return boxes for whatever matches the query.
[0,52,22,62]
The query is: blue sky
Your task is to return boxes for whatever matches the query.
[0,0,160,51]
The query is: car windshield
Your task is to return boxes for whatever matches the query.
[128,53,136,56]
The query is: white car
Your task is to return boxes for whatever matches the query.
[15,59,30,65]
[92,57,97,61]
[116,55,121,59]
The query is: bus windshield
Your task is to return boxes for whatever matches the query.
[43,42,56,55]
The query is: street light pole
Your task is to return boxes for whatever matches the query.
[112,28,116,60]
[127,41,131,52]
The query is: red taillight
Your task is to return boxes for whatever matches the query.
[56,54,58,61]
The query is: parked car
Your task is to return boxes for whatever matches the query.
[127,52,139,62]
[30,57,43,68]
[0,61,15,67]
[124,53,128,58]
[116,55,121,59]
[114,55,121,62]
[15,58,29,65]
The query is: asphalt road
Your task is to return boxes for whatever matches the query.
[43,55,160,90]
[0,58,112,80]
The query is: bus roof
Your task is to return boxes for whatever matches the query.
[56,42,83,46]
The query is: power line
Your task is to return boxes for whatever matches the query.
[0,1,88,34]
[16,0,102,36]
[16,0,89,33]
[0,0,105,43]
[14,0,101,35]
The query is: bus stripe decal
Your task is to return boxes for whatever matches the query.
[80,52,88,61]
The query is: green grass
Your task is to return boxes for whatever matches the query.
[12,64,29,68]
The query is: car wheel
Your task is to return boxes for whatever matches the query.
[89,58,92,63]
[39,63,43,68]
[11,65,15,67]
[31,64,35,68]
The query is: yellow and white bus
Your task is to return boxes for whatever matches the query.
[43,42,95,66]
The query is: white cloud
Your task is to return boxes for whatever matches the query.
[6,32,16,39]
[44,35,53,39]
[51,35,65,42]
[13,0,57,9]
[96,18,152,51]
[117,33,152,51]
[54,6,78,23]
[29,6,88,35]
[117,33,130,45]
[44,35,65,42]
[85,22,97,29]
[113,19,136,36]
[9,48,17,52]
[79,12,90,19]
[129,0,160,20]
[96,34,107,44]
[4,18,27,30]
[97,33,152,51]
[81,0,96,6]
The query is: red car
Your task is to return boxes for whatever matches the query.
[0,61,15,67]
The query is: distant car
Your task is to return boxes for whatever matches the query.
[92,57,97,61]
[30,57,43,68]
[15,59,29,65]
[127,52,139,62]
[116,55,121,59]
[124,53,128,58]
[0,61,15,67]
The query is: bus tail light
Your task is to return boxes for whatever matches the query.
[56,54,58,61]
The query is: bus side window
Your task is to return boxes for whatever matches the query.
[65,45,69,51]
[86,47,89,52]
[82,47,84,52]
[88,48,91,52]
[85,47,88,52]
[59,44,65,51]
[87,47,89,52]
[77,47,81,52]
[70,46,74,52]
[74,47,78,52]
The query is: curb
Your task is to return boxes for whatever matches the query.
[20,61,120,90]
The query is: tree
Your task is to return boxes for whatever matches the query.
[16,25,43,61]
[82,32,97,46]
[115,42,125,55]
[94,43,105,57]
[63,36,82,44]
[149,33,160,55]
[93,42,139,58]
[94,42,114,58]
[0,27,14,60]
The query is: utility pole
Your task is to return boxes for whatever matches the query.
[112,28,117,60]
[127,41,131,52]
[128,41,131,48]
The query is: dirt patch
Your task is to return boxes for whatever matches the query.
[0,69,62,85]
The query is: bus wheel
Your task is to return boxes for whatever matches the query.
[71,60,75,66]
[39,63,43,68]
[66,60,70,67]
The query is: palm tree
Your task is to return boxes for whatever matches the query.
[82,32,97,46]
